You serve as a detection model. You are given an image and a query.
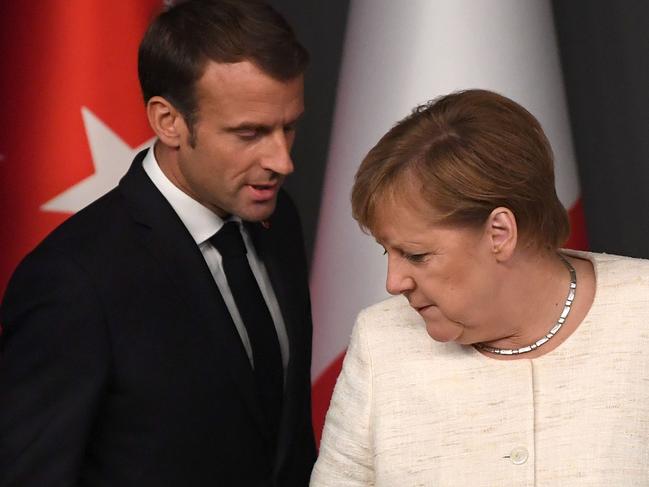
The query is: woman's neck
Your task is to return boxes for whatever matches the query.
[475,249,595,360]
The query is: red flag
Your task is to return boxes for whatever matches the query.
[0,1,161,297]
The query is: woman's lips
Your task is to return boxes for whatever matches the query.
[414,304,436,313]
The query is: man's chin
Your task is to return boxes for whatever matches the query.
[238,200,277,223]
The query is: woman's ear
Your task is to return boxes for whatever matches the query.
[485,207,517,262]
[146,96,187,148]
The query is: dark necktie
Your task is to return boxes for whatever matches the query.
[210,221,283,443]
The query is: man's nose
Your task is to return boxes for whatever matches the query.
[262,131,294,176]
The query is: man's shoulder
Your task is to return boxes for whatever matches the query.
[6,184,142,294]
[37,149,151,255]
[38,186,128,254]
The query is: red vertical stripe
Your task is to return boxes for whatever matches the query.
[565,198,589,250]
[312,352,345,446]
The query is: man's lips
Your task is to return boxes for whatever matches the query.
[247,182,279,200]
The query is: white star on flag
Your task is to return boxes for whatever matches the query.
[41,107,154,213]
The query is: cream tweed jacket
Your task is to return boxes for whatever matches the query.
[311,251,649,486]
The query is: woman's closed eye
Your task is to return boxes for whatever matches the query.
[402,252,429,264]
[381,247,429,264]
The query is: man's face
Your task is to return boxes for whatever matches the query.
[171,60,304,221]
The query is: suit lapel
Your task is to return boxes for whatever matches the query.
[118,151,268,440]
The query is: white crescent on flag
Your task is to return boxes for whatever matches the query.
[310,0,585,441]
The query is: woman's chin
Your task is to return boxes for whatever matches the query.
[425,321,464,343]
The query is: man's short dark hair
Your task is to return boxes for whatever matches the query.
[138,0,309,130]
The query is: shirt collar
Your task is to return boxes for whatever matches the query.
[142,143,239,244]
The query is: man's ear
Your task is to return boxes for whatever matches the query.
[485,207,517,262]
[146,96,188,148]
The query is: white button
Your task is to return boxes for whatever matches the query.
[510,446,529,465]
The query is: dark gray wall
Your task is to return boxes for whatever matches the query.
[553,1,649,258]
[269,0,350,263]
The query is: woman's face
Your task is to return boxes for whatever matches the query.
[373,198,499,344]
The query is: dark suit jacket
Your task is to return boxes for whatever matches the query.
[0,150,316,486]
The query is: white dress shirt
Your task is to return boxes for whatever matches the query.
[142,145,289,374]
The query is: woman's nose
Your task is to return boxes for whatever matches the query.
[385,256,415,295]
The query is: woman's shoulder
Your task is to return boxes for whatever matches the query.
[564,249,649,281]
[565,248,649,264]
[564,249,649,305]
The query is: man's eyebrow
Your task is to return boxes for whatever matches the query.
[225,122,270,133]
[225,113,304,133]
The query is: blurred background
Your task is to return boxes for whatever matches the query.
[1,0,648,443]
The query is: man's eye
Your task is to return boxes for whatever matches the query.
[237,130,259,140]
